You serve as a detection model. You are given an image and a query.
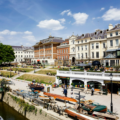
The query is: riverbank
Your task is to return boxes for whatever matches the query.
[3,92,63,120]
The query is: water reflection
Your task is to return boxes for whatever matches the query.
[0,102,28,120]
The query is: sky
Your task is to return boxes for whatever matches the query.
[0,0,120,46]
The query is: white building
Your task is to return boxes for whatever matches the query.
[69,24,120,66]
[12,45,34,64]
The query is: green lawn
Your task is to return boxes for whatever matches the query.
[17,74,55,84]
[36,69,56,75]
[0,71,17,77]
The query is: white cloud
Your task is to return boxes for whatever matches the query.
[59,18,66,23]
[37,19,64,30]
[0,30,10,35]
[97,17,101,19]
[100,7,105,11]
[73,12,88,24]
[10,31,17,35]
[23,35,36,42]
[102,8,120,21]
[61,10,70,15]
[24,31,32,34]
[0,30,22,35]
[110,6,113,9]
[0,36,4,41]
[92,17,96,20]
[67,11,72,16]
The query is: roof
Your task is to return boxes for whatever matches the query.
[106,49,117,52]
[34,36,64,46]
[109,24,120,31]
[104,54,116,59]
[76,29,107,40]
[12,46,34,51]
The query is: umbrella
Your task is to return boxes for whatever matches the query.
[92,61,100,66]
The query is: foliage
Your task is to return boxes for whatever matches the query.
[71,83,73,86]
[90,67,94,71]
[9,94,36,112]
[39,109,42,114]
[114,65,120,71]
[0,43,15,64]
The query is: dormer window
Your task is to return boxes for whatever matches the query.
[100,31,102,33]
[95,32,97,35]
[81,40,83,43]
[85,40,87,42]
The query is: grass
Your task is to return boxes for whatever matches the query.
[0,71,17,77]
[11,68,34,72]
[17,74,55,84]
[36,69,56,74]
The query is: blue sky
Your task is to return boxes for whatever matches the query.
[0,0,120,46]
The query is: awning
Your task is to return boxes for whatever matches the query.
[106,49,116,52]
[104,80,120,84]
[76,63,91,67]
[104,54,116,59]
[37,60,40,61]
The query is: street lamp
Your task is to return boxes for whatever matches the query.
[109,73,113,113]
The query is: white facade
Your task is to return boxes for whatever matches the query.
[12,46,34,64]
[69,24,120,66]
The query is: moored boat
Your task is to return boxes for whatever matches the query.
[43,92,77,102]
[28,83,44,90]
[0,116,4,120]
[64,108,97,120]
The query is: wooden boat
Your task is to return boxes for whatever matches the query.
[39,96,55,102]
[28,83,44,90]
[43,92,77,103]
[82,103,107,113]
[64,108,97,120]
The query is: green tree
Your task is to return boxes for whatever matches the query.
[0,43,15,64]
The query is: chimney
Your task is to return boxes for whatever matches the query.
[109,24,113,30]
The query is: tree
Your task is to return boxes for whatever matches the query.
[0,43,15,65]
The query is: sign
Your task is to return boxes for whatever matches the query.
[104,80,120,84]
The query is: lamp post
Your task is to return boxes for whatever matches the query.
[109,73,113,113]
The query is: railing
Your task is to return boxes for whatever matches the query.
[57,70,120,77]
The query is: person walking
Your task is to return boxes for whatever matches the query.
[91,87,94,96]
[64,88,67,97]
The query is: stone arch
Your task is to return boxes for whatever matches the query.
[72,79,84,88]
[87,81,102,89]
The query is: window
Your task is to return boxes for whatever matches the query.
[96,43,99,49]
[73,40,74,44]
[78,46,79,51]
[85,53,87,58]
[78,41,79,44]
[16,52,17,53]
[66,49,68,53]
[64,49,65,53]
[110,40,113,47]
[85,40,87,42]
[110,33,112,37]
[81,40,83,43]
[21,59,22,61]
[103,43,105,48]
[85,45,87,50]
[81,46,83,51]
[116,31,118,36]
[117,51,120,56]
[96,52,99,58]
[116,39,119,46]
[73,47,75,52]
[92,43,94,49]
[103,51,105,57]
[16,55,17,57]
[64,56,65,59]
[62,50,63,53]
[21,55,22,57]
[78,53,80,59]
[92,52,94,58]
[81,53,83,58]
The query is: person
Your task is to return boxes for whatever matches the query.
[91,87,94,96]
[71,88,73,98]
[64,88,67,97]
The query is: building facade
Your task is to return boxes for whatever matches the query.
[69,24,120,67]
[12,45,34,64]
[55,39,70,66]
[33,35,64,65]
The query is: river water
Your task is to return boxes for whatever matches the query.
[0,101,28,120]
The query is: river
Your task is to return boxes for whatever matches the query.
[0,101,28,120]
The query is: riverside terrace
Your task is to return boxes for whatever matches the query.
[56,70,120,94]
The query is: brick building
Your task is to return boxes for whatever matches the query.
[55,39,71,66]
[33,35,64,65]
